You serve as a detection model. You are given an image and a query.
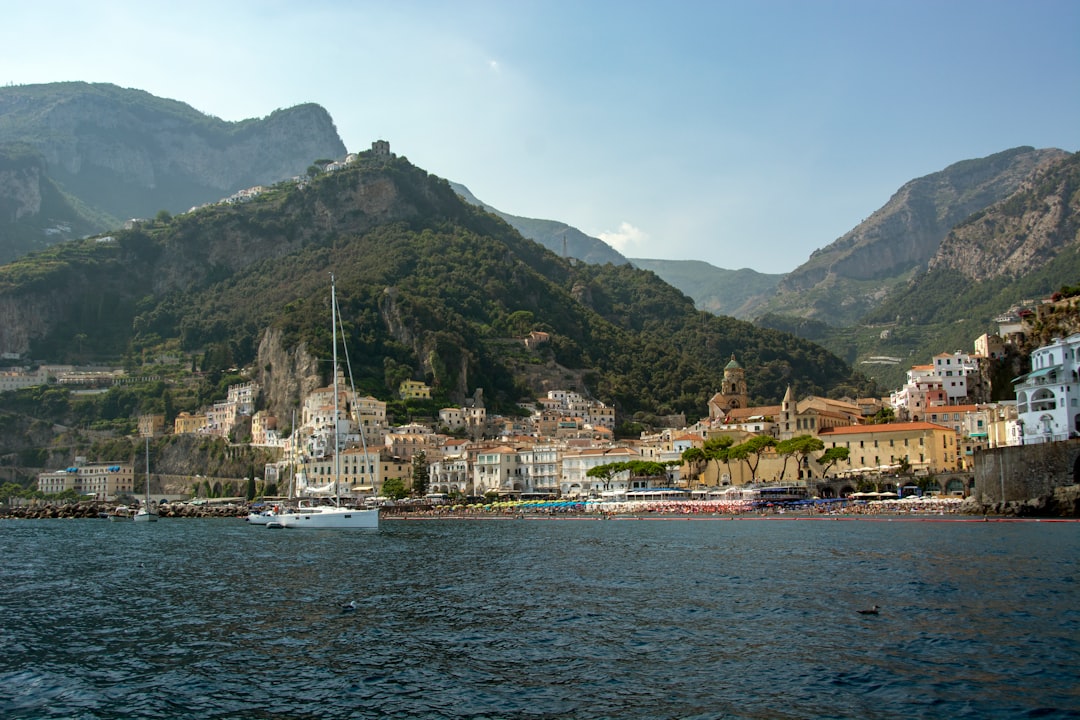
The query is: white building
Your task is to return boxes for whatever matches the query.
[1013,333,1080,444]
[560,447,639,497]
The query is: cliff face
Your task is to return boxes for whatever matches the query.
[0,82,346,224]
[929,152,1080,280]
[254,328,322,428]
[0,164,41,221]
[781,147,1068,291]
[763,147,1069,324]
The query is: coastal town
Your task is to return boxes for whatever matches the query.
[13,289,1080,516]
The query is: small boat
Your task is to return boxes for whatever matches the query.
[107,505,132,522]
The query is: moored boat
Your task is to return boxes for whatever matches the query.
[272,276,379,530]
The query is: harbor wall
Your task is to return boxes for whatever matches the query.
[973,441,1080,503]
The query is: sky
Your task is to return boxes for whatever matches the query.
[2,1,1078,273]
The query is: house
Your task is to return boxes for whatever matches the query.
[1013,333,1080,444]
[399,379,431,400]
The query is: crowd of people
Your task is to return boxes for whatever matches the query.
[387,495,969,518]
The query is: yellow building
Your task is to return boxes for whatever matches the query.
[174,411,209,435]
[818,421,960,475]
[398,380,431,400]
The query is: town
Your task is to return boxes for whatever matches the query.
[16,289,1079,511]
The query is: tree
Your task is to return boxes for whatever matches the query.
[410,450,429,496]
[775,439,796,481]
[586,463,618,493]
[789,435,825,478]
[868,406,896,424]
[728,435,777,480]
[818,446,850,476]
[680,447,707,485]
[702,436,734,483]
[382,476,408,500]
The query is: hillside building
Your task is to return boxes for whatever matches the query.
[1013,333,1080,444]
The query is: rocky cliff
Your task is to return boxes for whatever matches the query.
[929,151,1080,280]
[764,146,1069,324]
[0,82,346,228]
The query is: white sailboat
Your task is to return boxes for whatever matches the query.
[133,436,158,522]
[274,275,379,530]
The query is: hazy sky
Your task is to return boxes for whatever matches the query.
[3,0,1077,272]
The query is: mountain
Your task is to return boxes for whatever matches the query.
[760,146,1070,326]
[755,149,1080,389]
[450,182,785,318]
[628,259,782,318]
[0,150,873,424]
[449,181,628,265]
[0,82,346,249]
[0,144,106,263]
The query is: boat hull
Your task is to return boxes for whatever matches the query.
[276,506,379,529]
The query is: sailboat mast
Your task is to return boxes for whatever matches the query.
[145,436,150,503]
[331,274,340,505]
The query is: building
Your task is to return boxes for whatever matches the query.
[399,380,431,400]
[1013,333,1080,444]
[560,447,639,497]
[776,390,863,440]
[708,355,749,419]
[818,421,960,475]
[174,411,208,435]
[37,460,135,500]
[138,414,165,438]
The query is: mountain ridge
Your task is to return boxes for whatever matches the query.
[0,82,346,238]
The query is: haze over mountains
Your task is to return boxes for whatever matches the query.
[1,82,1077,395]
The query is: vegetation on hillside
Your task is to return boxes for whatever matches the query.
[0,154,874,431]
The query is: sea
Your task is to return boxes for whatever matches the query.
[1,515,1077,720]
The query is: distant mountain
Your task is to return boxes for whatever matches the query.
[0,81,346,255]
[450,182,784,318]
[761,146,1069,326]
[756,149,1080,389]
[0,144,106,263]
[449,181,628,265]
[628,259,781,319]
[0,151,873,423]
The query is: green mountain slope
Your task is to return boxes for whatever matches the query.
[629,259,781,318]
[0,152,873,421]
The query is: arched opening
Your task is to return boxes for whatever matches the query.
[1073,454,1080,484]
[945,477,965,495]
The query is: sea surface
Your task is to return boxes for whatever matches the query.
[1,515,1078,719]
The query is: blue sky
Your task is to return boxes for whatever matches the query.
[2,0,1077,272]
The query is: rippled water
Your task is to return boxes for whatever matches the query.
[1,516,1078,719]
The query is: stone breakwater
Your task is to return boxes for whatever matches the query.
[965,484,1080,518]
[0,501,248,520]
